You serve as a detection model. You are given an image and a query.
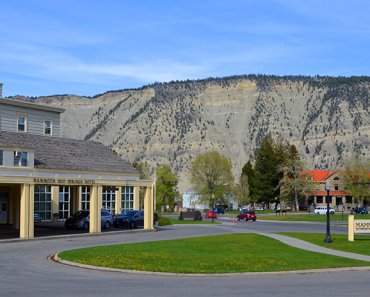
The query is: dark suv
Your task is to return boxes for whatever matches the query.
[353,207,368,214]
[113,210,144,228]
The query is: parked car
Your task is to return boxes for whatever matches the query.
[237,210,257,221]
[65,209,113,230]
[205,210,217,219]
[314,206,335,215]
[353,207,369,214]
[113,210,144,228]
[179,209,202,220]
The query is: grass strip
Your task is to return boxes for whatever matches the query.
[58,233,367,273]
[278,232,370,256]
[259,214,370,222]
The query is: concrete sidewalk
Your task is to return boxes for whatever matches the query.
[260,232,370,262]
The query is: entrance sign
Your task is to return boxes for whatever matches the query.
[348,215,370,241]
[33,177,95,185]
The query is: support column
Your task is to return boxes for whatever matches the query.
[90,186,102,233]
[133,187,140,210]
[20,184,34,239]
[77,186,82,211]
[51,186,59,221]
[143,186,153,230]
[14,187,20,229]
[115,187,122,214]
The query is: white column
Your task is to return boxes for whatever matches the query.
[90,186,102,233]
[133,186,140,210]
[143,186,153,230]
[20,184,34,239]
[115,187,122,214]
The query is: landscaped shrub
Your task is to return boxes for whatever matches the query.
[158,216,173,226]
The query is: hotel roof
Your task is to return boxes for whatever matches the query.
[0,98,65,113]
[0,131,138,174]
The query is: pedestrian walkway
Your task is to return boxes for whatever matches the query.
[260,232,370,262]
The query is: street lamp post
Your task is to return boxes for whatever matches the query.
[211,190,215,223]
[324,181,332,243]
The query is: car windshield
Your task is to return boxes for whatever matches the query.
[72,211,89,219]
[121,210,137,216]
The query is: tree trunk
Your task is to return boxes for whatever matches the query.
[294,189,300,211]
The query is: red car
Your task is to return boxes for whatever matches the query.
[237,210,257,221]
[205,210,217,219]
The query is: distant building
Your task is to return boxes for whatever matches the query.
[182,188,238,211]
[302,170,354,210]
[0,85,154,239]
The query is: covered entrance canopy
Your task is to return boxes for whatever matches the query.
[0,131,154,239]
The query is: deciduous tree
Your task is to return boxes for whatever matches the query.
[190,151,234,208]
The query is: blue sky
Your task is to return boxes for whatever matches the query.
[1,0,370,97]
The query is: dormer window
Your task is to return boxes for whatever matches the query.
[14,151,27,167]
[44,120,52,136]
[17,116,27,132]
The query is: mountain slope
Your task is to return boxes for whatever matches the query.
[31,75,370,193]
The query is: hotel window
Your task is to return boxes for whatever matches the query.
[59,186,70,220]
[102,186,116,214]
[0,150,3,166]
[335,184,339,191]
[122,186,134,211]
[81,186,90,210]
[34,185,52,220]
[14,151,28,167]
[316,196,323,203]
[17,116,27,132]
[44,120,52,136]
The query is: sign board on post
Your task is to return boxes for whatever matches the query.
[348,215,370,241]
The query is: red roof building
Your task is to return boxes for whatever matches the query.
[302,170,354,210]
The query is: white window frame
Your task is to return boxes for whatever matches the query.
[17,115,27,132]
[13,151,28,167]
[81,186,90,210]
[102,186,116,214]
[121,186,134,211]
[59,186,70,220]
[44,119,53,136]
[34,185,52,221]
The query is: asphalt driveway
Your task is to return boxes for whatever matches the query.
[1,221,370,297]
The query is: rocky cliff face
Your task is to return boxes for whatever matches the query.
[31,75,370,193]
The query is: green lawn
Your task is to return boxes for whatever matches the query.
[58,234,368,274]
[259,214,370,222]
[278,232,370,256]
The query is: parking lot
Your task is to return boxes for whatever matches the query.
[0,221,141,239]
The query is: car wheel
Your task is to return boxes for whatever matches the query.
[104,221,111,229]
[83,222,89,230]
[245,218,249,221]
[237,217,240,221]
[253,219,256,222]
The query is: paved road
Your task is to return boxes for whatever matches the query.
[1,220,370,297]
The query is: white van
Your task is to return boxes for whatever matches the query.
[314,206,335,215]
